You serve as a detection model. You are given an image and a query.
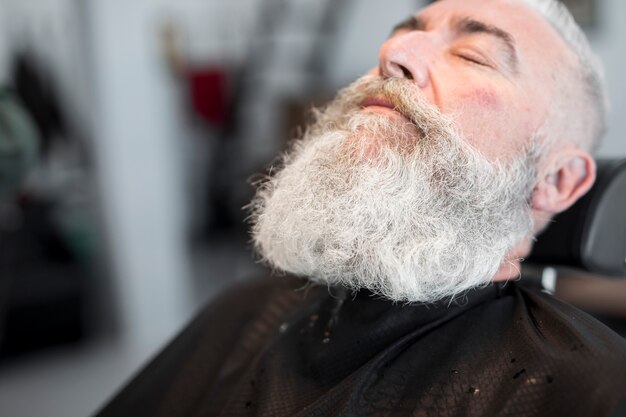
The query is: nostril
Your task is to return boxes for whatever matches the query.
[379,59,416,81]
[400,65,413,80]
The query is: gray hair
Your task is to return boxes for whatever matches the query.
[521,0,608,153]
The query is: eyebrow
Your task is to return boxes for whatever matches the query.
[391,15,519,73]
[456,17,519,73]
[392,16,426,33]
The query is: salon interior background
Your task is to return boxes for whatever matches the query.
[0,0,624,416]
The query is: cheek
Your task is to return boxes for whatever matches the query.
[464,88,502,110]
[453,89,521,159]
[454,88,506,135]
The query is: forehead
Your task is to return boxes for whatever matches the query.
[419,0,548,34]
[417,0,572,76]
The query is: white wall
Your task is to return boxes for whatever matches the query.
[0,5,8,84]
[328,0,421,88]
[591,0,626,157]
[88,0,193,355]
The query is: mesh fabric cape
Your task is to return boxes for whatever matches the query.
[96,276,626,417]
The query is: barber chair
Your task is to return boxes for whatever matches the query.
[524,158,626,339]
[94,158,626,417]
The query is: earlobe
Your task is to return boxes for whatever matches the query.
[531,150,596,215]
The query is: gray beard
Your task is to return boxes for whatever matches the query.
[249,76,538,303]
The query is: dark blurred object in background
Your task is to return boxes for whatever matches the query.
[0,88,38,198]
[12,51,67,155]
[0,197,86,359]
[0,80,92,362]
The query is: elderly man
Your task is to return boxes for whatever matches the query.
[97,0,626,416]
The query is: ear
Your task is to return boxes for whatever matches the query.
[531,148,596,215]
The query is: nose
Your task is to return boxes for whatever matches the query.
[378,31,433,89]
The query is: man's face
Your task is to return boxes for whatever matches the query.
[249,0,576,303]
[370,0,573,161]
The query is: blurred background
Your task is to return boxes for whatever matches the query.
[0,0,624,416]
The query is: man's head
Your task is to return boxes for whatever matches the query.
[249,0,606,302]
[376,0,604,225]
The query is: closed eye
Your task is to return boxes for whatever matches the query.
[453,50,492,68]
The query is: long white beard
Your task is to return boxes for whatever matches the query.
[249,75,537,303]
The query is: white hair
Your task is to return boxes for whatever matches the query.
[520,0,608,152]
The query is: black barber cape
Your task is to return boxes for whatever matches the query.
[96,276,626,417]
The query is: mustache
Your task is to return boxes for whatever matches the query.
[358,78,419,120]
[329,75,457,140]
